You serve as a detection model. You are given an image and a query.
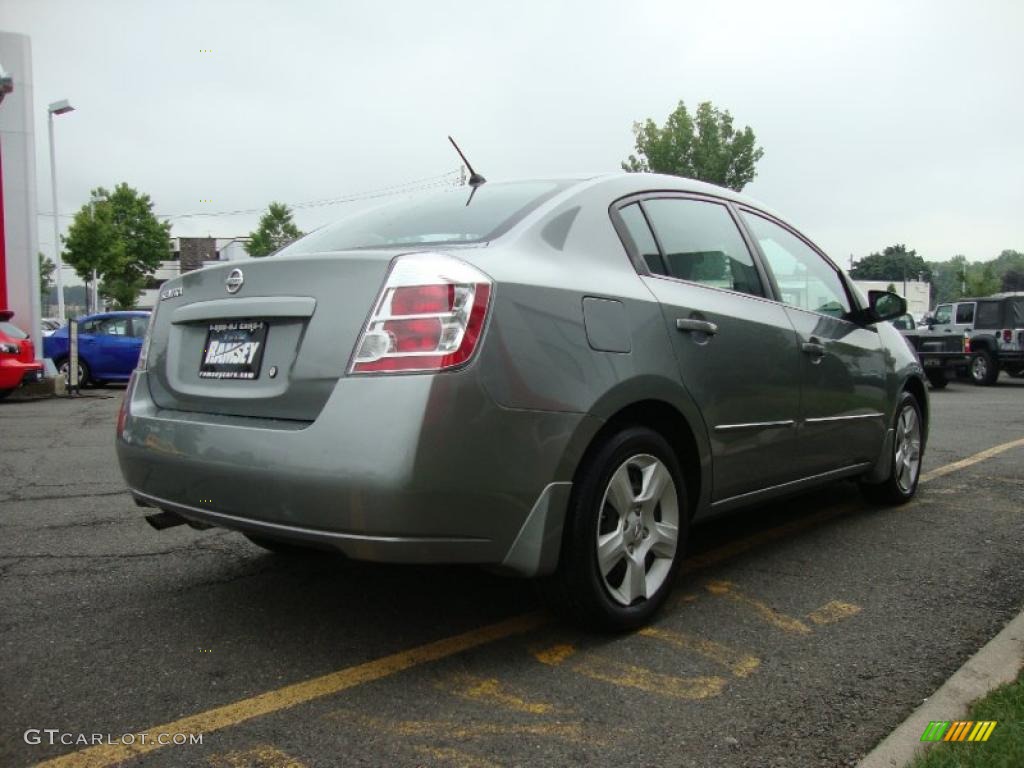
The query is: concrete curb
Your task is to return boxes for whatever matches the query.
[858,608,1024,768]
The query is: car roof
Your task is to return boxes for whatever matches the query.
[534,172,784,220]
[79,310,151,319]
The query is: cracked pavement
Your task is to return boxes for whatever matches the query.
[1,379,1023,768]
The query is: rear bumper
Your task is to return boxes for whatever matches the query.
[116,371,595,575]
[0,359,44,389]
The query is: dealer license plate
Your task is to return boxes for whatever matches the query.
[199,320,268,380]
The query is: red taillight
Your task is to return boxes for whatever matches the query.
[391,285,455,315]
[1003,329,1013,343]
[964,333,971,354]
[383,318,443,352]
[117,372,135,437]
[351,254,493,374]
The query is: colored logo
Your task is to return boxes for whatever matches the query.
[920,720,997,742]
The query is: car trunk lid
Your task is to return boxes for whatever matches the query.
[146,252,396,421]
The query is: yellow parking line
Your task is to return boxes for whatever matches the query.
[437,674,554,714]
[920,436,1024,483]
[638,626,760,677]
[571,656,727,700]
[807,600,862,626]
[411,746,502,768]
[34,613,545,768]
[37,438,1022,768]
[705,580,812,634]
[206,744,307,768]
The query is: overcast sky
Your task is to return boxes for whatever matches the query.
[2,0,1021,273]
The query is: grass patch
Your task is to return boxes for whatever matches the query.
[909,667,1024,767]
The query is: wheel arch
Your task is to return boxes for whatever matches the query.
[557,379,711,521]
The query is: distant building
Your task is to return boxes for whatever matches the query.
[853,279,931,318]
[136,236,250,309]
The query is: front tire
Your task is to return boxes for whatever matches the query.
[861,391,924,505]
[539,426,688,631]
[970,351,1000,386]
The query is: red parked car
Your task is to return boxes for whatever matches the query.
[0,311,44,399]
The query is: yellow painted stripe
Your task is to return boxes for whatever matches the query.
[920,437,1024,483]
[981,721,997,741]
[967,721,985,741]
[37,440,1023,768]
[33,613,545,768]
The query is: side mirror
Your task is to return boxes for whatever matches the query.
[870,290,907,321]
[850,290,907,325]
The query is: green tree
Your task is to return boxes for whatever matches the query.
[966,262,1000,297]
[849,244,932,283]
[1002,268,1024,292]
[62,184,171,309]
[246,202,303,257]
[38,252,56,306]
[929,256,969,304]
[622,100,764,191]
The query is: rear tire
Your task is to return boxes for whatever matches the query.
[861,391,924,505]
[970,351,1000,386]
[538,426,688,631]
[57,357,91,388]
[0,388,12,400]
[925,371,948,389]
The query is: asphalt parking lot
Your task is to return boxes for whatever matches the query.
[2,377,1023,768]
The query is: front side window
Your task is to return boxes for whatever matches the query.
[933,305,952,324]
[79,319,101,335]
[640,198,764,297]
[955,303,975,324]
[741,211,850,318]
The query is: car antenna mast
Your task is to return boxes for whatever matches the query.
[448,136,486,187]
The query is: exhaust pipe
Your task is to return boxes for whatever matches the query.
[145,510,188,530]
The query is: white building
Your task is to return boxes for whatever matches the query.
[136,237,250,309]
[853,279,931,318]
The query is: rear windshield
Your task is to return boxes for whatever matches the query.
[279,181,570,255]
[0,322,27,339]
[1010,299,1024,327]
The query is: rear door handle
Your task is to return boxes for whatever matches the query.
[676,318,718,335]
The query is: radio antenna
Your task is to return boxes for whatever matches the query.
[448,136,486,187]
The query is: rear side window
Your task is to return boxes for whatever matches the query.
[933,305,952,324]
[279,181,569,254]
[974,301,1000,329]
[955,303,975,324]
[618,203,663,274]
[640,199,764,297]
[741,211,850,317]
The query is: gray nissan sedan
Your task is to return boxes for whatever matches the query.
[116,173,926,629]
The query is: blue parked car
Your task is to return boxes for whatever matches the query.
[44,311,150,387]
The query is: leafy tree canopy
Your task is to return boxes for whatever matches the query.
[849,244,932,283]
[38,252,56,297]
[246,202,303,258]
[622,100,764,192]
[62,183,171,309]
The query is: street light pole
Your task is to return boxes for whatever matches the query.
[47,99,74,322]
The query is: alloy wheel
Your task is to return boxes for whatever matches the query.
[893,404,922,493]
[595,454,679,606]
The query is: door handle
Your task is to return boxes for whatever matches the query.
[676,318,718,335]
[801,340,826,361]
